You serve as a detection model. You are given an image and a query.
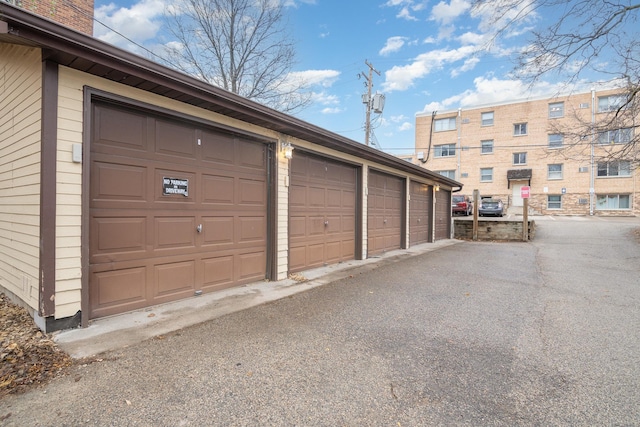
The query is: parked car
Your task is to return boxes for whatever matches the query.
[478,198,504,217]
[452,195,473,216]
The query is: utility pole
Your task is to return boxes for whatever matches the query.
[359,60,380,146]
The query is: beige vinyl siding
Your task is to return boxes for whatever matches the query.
[54,70,84,318]
[0,44,42,309]
[277,148,289,280]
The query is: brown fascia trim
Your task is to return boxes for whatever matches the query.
[0,3,461,189]
[39,59,57,318]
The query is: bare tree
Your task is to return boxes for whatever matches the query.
[472,0,640,163]
[163,0,311,113]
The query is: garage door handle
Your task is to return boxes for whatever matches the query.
[383,219,387,224]
[196,224,203,233]
[417,218,421,223]
[324,221,329,226]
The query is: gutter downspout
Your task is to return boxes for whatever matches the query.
[590,88,595,216]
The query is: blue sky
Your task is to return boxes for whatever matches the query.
[92,0,605,154]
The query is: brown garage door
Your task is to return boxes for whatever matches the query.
[89,102,269,318]
[368,170,404,256]
[289,151,357,273]
[409,181,431,245]
[434,189,451,240]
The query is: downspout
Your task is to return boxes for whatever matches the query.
[590,88,595,215]
[421,111,437,164]
[457,107,461,180]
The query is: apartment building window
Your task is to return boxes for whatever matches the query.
[481,112,494,126]
[434,117,457,132]
[437,170,456,179]
[547,195,562,209]
[548,164,563,179]
[513,152,527,165]
[598,128,633,144]
[434,144,456,157]
[597,161,631,177]
[597,194,630,210]
[481,140,494,154]
[598,95,626,113]
[480,167,493,182]
[548,134,564,149]
[514,123,527,136]
[548,102,564,118]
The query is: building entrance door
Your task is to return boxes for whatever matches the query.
[512,183,525,207]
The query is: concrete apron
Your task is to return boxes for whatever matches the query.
[54,240,459,359]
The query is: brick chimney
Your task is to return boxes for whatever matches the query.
[8,0,95,35]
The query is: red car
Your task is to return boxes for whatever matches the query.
[452,195,473,216]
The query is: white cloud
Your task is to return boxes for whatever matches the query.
[288,70,341,88]
[430,0,470,25]
[398,122,412,131]
[382,45,478,92]
[450,57,480,77]
[383,0,429,21]
[419,76,566,114]
[458,31,485,46]
[94,0,167,47]
[311,91,340,106]
[321,107,342,114]
[379,37,408,56]
[397,6,419,21]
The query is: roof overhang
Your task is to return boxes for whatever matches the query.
[507,169,532,188]
[0,3,462,190]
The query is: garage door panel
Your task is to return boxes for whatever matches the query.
[289,216,306,237]
[155,120,197,159]
[341,190,356,208]
[239,216,266,242]
[202,256,234,290]
[289,185,306,207]
[435,190,451,240]
[289,247,306,271]
[367,170,404,256]
[201,131,235,165]
[91,162,147,202]
[202,175,235,204]
[154,260,195,297]
[289,152,357,272]
[202,217,234,245]
[93,105,148,153]
[89,267,147,318]
[307,216,326,236]
[91,216,147,255]
[325,241,342,263]
[309,158,326,179]
[90,103,268,319]
[238,141,266,169]
[308,186,325,207]
[326,189,343,207]
[154,217,196,249]
[409,181,431,245]
[238,251,267,281]
[239,178,266,206]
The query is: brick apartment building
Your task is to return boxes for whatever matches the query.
[414,87,639,216]
[2,0,93,34]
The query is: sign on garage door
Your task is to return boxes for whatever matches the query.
[89,102,270,319]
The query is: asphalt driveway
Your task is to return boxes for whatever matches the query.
[2,216,639,426]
